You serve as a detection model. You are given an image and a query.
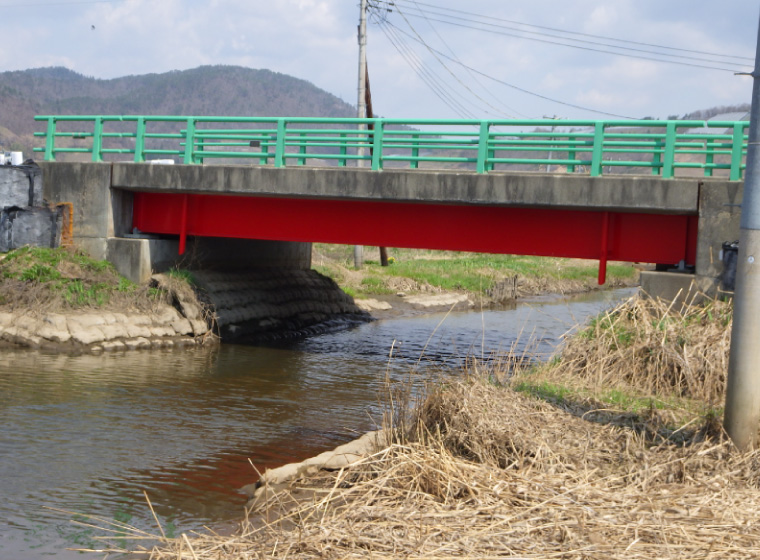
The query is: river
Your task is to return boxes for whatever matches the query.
[0,288,635,559]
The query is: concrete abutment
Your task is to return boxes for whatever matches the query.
[39,162,313,283]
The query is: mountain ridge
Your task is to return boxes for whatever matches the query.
[0,65,356,155]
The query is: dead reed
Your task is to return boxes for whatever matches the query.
[529,294,732,407]
[104,379,760,559]
[80,294,760,559]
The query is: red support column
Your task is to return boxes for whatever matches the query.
[178,194,189,255]
[598,211,610,285]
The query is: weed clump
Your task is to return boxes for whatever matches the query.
[0,246,162,312]
[550,295,732,405]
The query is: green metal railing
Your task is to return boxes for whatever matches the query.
[33,116,750,180]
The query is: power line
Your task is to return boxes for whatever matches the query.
[379,0,754,64]
[374,15,478,118]
[386,8,750,73]
[406,0,524,118]
[384,20,637,119]
[391,3,522,119]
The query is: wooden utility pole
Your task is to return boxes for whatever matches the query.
[364,64,390,267]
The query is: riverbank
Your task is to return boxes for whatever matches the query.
[314,244,640,316]
[0,247,374,351]
[0,245,639,351]
[0,247,214,351]
[123,294,758,559]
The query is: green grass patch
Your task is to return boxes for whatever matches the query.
[313,244,637,297]
[0,246,152,309]
[512,375,703,422]
[360,276,396,294]
[166,268,196,285]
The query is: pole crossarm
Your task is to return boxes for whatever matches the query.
[33,115,749,179]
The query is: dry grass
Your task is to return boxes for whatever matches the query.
[76,294,760,559]
[95,373,760,560]
[522,294,732,409]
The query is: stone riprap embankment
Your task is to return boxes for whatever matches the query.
[0,305,210,352]
[0,268,370,352]
[192,269,371,343]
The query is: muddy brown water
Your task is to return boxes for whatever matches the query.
[0,288,635,559]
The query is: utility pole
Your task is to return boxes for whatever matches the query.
[724,12,760,451]
[353,0,368,269]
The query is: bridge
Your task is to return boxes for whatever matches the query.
[34,115,748,296]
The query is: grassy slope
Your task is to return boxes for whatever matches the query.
[313,244,638,299]
[0,246,159,311]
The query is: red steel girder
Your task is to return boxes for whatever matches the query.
[132,192,697,282]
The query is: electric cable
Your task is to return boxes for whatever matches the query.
[407,0,525,117]
[378,0,753,64]
[374,15,477,118]
[384,20,637,119]
[390,10,749,72]
[391,3,529,118]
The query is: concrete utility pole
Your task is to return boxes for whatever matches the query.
[724,12,760,451]
[353,0,368,269]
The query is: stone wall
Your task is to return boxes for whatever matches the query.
[0,305,211,353]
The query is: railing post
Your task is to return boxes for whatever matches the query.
[260,135,271,165]
[298,132,307,165]
[44,117,56,161]
[371,119,384,171]
[476,121,490,174]
[274,119,287,168]
[662,121,677,178]
[196,136,205,165]
[651,138,663,176]
[339,133,347,167]
[92,117,104,162]
[590,122,605,176]
[730,122,747,181]
[134,117,146,163]
[183,118,197,165]
[567,136,576,173]
[704,139,714,178]
[410,133,419,169]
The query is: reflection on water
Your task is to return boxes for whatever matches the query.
[0,288,635,559]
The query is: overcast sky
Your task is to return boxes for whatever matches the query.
[1,0,757,121]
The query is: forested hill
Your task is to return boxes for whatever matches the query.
[0,65,356,154]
